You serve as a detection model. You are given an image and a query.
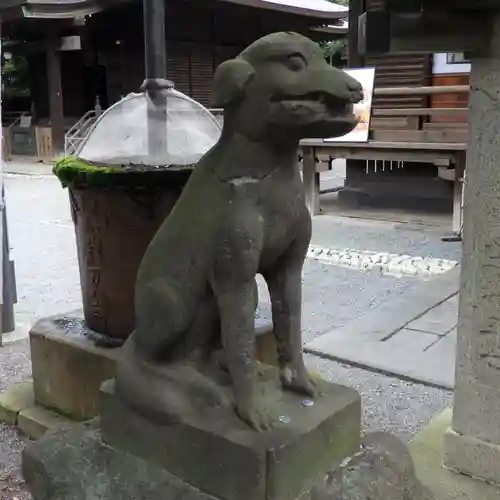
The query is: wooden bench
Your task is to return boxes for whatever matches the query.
[299,84,469,234]
[300,140,467,233]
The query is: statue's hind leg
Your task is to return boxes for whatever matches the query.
[129,279,198,361]
[166,289,221,363]
[115,280,229,423]
[114,280,198,418]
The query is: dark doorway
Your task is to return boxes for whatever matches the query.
[83,63,109,111]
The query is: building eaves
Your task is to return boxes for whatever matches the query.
[2,0,348,21]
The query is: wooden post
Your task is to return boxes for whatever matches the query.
[303,147,320,216]
[46,43,65,155]
[452,152,465,235]
[341,0,368,206]
[348,0,365,67]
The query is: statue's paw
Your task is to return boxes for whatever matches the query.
[236,401,276,432]
[281,368,320,399]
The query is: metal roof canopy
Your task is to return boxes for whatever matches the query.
[2,0,348,20]
[359,0,496,56]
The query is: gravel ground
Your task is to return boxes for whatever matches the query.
[0,170,454,498]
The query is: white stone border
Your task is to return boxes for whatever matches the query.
[306,245,458,278]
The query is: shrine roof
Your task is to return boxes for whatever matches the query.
[2,0,348,21]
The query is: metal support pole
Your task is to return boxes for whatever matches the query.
[0,26,18,339]
[1,186,17,335]
[143,0,168,164]
[143,0,167,80]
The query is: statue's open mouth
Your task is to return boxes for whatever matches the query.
[271,91,358,124]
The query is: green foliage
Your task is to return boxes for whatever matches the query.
[321,0,348,67]
[320,40,346,67]
[53,156,194,191]
[2,54,30,98]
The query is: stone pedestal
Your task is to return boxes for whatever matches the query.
[22,378,361,500]
[443,12,500,485]
[22,424,437,500]
[30,312,119,420]
[100,378,361,500]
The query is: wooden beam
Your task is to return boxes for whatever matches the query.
[421,0,500,10]
[372,129,468,144]
[0,0,24,9]
[373,107,467,117]
[358,10,389,56]
[387,0,500,10]
[46,42,64,155]
[359,10,491,55]
[374,85,469,96]
[348,0,364,67]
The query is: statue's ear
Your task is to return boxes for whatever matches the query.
[210,58,255,108]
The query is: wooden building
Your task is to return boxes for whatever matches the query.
[0,0,347,158]
[341,0,470,211]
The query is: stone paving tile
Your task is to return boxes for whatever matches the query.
[425,327,458,358]
[384,329,440,351]
[405,294,458,336]
[306,325,456,390]
[305,272,459,389]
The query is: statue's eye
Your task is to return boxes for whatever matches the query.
[286,54,306,71]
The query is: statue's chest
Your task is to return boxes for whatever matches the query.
[257,177,307,252]
[225,167,307,245]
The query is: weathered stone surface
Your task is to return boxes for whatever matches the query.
[22,420,218,500]
[18,405,69,440]
[311,432,434,500]
[411,409,500,499]
[0,380,34,425]
[30,312,119,420]
[22,422,430,500]
[444,13,500,484]
[115,32,363,432]
[29,309,277,422]
[101,377,361,500]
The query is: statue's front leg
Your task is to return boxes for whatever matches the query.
[211,220,275,431]
[263,219,317,398]
[213,277,275,431]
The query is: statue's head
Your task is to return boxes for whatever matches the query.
[210,32,364,143]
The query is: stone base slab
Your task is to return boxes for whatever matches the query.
[410,409,500,499]
[22,421,219,500]
[0,380,75,439]
[30,311,119,420]
[22,422,429,500]
[0,380,34,425]
[18,405,70,440]
[28,309,277,421]
[101,377,361,500]
[444,427,500,487]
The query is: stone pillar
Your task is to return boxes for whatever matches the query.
[444,12,500,485]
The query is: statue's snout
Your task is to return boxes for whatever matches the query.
[319,66,364,105]
[345,77,364,104]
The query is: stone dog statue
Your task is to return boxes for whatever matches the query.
[115,32,363,431]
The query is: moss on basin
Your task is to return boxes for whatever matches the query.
[53,156,194,191]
